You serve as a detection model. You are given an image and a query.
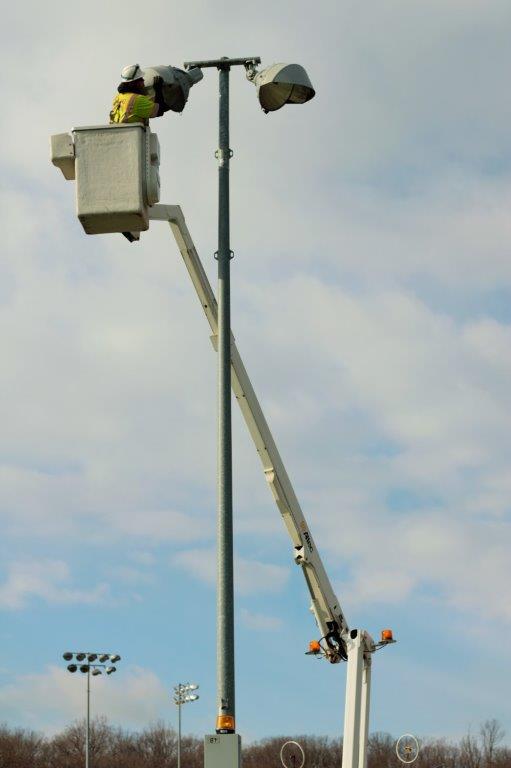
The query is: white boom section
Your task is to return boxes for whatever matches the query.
[150,204,349,662]
[342,630,373,768]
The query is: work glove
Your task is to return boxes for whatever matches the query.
[152,75,165,104]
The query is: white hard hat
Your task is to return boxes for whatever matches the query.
[120,64,145,83]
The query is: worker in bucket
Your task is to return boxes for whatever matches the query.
[109,64,167,124]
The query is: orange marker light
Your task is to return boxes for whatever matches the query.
[381,629,393,642]
[308,640,321,654]
[216,715,235,732]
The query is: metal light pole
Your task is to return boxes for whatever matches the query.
[183,55,260,737]
[173,682,200,768]
[63,651,121,768]
[181,57,315,752]
[86,666,90,768]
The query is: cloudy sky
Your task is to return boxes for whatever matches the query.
[1,0,510,747]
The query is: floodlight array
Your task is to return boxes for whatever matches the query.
[63,651,121,676]
[173,682,200,706]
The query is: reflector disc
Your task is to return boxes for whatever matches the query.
[396,734,420,764]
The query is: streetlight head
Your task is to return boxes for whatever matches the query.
[87,653,97,662]
[76,653,86,662]
[106,666,116,675]
[98,654,109,663]
[251,63,315,113]
[63,652,73,661]
[79,664,90,673]
[91,668,102,676]
[109,654,121,663]
[143,65,203,113]
[67,664,78,673]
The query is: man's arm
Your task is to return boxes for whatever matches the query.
[151,75,169,116]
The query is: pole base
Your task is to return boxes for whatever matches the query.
[204,733,241,768]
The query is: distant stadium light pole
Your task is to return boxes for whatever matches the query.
[182,55,315,742]
[63,651,121,768]
[173,682,199,768]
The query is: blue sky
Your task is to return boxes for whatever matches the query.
[1,0,511,747]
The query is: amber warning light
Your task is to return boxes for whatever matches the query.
[381,629,394,642]
[306,640,322,655]
[216,715,235,733]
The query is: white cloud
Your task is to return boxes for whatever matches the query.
[328,510,511,624]
[172,549,289,595]
[0,560,108,610]
[129,551,157,566]
[0,665,169,733]
[240,608,283,631]
[231,277,511,624]
[111,508,213,542]
[106,566,154,587]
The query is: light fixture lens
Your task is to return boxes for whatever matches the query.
[63,652,73,661]
[79,664,90,673]
[67,664,78,673]
[253,63,315,112]
[109,654,121,663]
[106,666,116,675]
[185,684,199,691]
[76,653,86,662]
[92,669,102,676]
[98,654,109,663]
[87,653,97,662]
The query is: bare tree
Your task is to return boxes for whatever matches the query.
[480,720,506,768]
[460,728,482,768]
[0,716,510,768]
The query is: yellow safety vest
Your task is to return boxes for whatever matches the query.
[109,92,159,124]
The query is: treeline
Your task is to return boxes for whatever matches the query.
[0,717,508,768]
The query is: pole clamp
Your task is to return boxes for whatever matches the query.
[215,148,234,166]
[214,250,235,260]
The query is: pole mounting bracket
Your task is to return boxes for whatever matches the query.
[214,250,234,261]
[215,148,234,162]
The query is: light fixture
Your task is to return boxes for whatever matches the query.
[109,654,121,663]
[143,65,203,113]
[62,649,122,768]
[173,680,200,768]
[247,62,315,113]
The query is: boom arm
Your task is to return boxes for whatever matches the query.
[150,204,349,662]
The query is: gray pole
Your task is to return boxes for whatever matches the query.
[177,697,182,768]
[183,55,261,742]
[86,666,90,768]
[216,60,235,733]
